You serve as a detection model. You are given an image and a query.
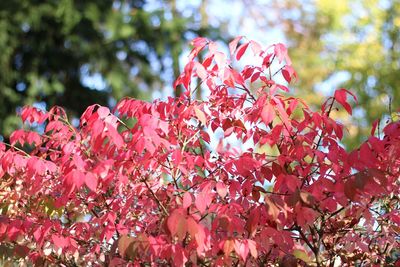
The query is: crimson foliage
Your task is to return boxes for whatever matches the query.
[0,37,399,266]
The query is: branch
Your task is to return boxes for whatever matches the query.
[296,225,321,267]
[143,178,169,216]
[3,142,31,158]
[235,85,256,102]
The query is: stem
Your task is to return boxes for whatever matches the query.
[192,80,205,100]
[272,65,285,77]
[268,55,276,80]
[143,178,169,216]
[198,215,208,224]
[3,143,31,157]
[116,117,131,131]
[58,117,77,134]
[235,85,256,102]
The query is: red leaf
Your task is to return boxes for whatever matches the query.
[231,68,245,86]
[171,245,188,267]
[118,235,134,258]
[282,65,296,83]
[236,42,250,61]
[334,88,357,115]
[27,131,41,145]
[250,71,261,83]
[202,56,213,68]
[391,214,400,225]
[262,53,273,68]
[371,119,380,136]
[20,106,48,124]
[344,179,357,201]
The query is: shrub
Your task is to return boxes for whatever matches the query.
[0,37,399,266]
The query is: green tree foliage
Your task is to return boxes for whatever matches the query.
[242,0,399,148]
[0,0,223,137]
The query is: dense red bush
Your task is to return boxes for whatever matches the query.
[0,37,399,266]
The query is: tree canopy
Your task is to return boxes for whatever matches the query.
[239,0,399,148]
[0,0,223,137]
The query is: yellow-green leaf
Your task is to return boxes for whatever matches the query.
[293,249,311,263]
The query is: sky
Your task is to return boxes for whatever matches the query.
[79,0,350,102]
[151,0,288,100]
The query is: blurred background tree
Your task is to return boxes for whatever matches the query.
[0,0,224,138]
[0,0,398,149]
[237,0,399,148]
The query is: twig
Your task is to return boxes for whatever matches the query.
[3,143,31,158]
[301,98,335,188]
[143,178,169,216]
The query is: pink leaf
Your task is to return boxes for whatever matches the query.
[214,52,226,69]
[216,181,227,198]
[229,36,243,56]
[250,40,262,55]
[191,37,208,48]
[231,68,245,86]
[261,102,275,125]
[194,61,207,80]
[187,217,207,253]
[195,193,208,214]
[72,170,85,188]
[52,235,69,249]
[97,106,110,119]
[85,172,98,192]
[183,192,192,209]
[234,240,249,261]
[167,209,187,240]
[247,239,258,258]
[274,43,291,64]
[106,122,124,148]
[194,107,207,125]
